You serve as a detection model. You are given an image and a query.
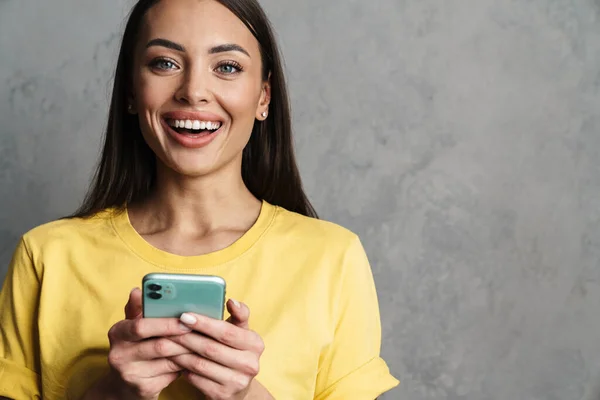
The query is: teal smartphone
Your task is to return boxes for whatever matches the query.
[142,273,226,320]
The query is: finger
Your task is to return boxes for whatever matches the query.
[172,354,240,386]
[182,370,252,400]
[120,371,181,399]
[110,317,192,343]
[179,313,260,351]
[131,358,184,378]
[127,337,192,361]
[109,353,184,379]
[137,372,181,396]
[125,288,143,320]
[169,333,259,375]
[183,371,229,399]
[225,299,250,329]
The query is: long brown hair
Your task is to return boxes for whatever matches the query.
[71,0,317,218]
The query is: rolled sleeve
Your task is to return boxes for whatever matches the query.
[0,358,41,399]
[0,237,42,399]
[314,236,399,399]
[315,356,398,400]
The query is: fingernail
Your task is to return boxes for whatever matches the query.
[180,313,197,325]
[179,323,192,332]
[232,299,241,308]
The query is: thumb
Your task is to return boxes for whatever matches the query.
[225,299,250,330]
[124,288,143,320]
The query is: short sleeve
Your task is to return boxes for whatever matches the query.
[314,236,399,400]
[0,237,42,399]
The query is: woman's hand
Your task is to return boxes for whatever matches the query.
[168,300,270,400]
[98,288,194,400]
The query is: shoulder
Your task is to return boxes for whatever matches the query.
[269,205,361,252]
[267,206,375,306]
[21,209,120,256]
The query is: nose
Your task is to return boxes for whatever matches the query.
[175,66,212,105]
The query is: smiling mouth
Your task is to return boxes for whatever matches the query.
[165,118,223,135]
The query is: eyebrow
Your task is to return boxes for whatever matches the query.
[146,38,185,52]
[209,43,250,58]
[145,39,250,57]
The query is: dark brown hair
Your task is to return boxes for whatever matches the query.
[71,0,317,218]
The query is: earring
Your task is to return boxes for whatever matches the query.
[261,111,268,118]
[128,104,133,113]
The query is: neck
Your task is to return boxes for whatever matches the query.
[130,161,261,236]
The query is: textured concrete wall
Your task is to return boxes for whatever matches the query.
[2,1,600,399]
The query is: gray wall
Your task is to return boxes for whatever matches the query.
[1,0,599,399]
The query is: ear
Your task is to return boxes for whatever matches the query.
[127,94,137,115]
[256,73,272,120]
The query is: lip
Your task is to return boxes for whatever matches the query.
[162,110,225,123]
[160,114,223,149]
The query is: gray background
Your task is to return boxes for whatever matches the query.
[1,0,599,399]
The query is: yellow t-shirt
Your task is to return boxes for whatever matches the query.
[0,200,398,399]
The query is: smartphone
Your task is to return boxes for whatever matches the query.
[142,273,226,320]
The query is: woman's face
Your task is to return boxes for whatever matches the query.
[131,0,270,178]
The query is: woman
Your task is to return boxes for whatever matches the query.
[0,0,399,398]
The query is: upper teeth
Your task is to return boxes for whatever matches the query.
[170,120,221,130]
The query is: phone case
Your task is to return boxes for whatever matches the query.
[142,273,226,319]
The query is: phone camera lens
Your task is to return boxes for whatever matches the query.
[148,292,162,300]
[148,284,162,291]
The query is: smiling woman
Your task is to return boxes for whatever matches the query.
[0,0,398,399]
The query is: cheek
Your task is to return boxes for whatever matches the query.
[132,73,169,146]
[132,64,176,104]
[137,75,173,107]
[217,80,261,118]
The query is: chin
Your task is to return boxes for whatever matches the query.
[154,141,244,179]
[169,154,244,178]
[168,162,219,178]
